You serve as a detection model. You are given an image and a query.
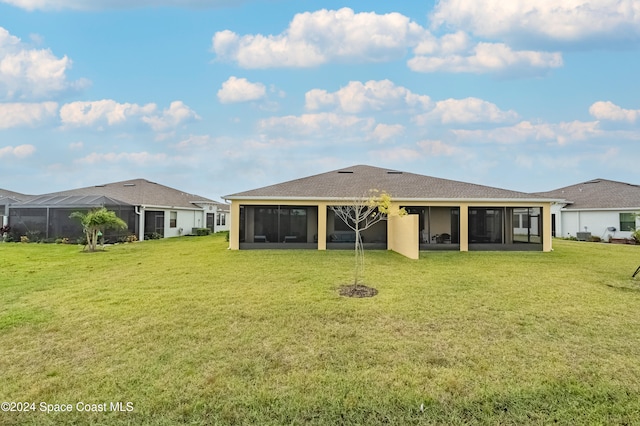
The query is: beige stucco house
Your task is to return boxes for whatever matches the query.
[224,165,561,259]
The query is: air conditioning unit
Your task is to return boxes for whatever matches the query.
[576,232,591,241]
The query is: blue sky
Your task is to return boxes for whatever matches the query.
[1,0,639,201]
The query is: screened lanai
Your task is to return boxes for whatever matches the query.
[7,195,136,242]
[403,205,542,251]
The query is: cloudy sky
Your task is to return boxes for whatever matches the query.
[1,0,639,200]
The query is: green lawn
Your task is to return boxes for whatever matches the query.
[1,236,640,425]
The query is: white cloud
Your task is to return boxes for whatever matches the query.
[0,144,36,158]
[589,101,640,122]
[371,124,405,142]
[60,99,155,127]
[453,120,601,145]
[430,0,640,44]
[0,101,57,128]
[305,79,431,113]
[1,0,245,11]
[59,99,198,131]
[212,8,425,68]
[175,134,214,149]
[77,151,168,165]
[68,141,83,150]
[217,76,266,104]
[417,139,463,156]
[370,147,422,162]
[415,97,518,125]
[409,42,562,74]
[414,30,470,55]
[141,101,200,132]
[212,8,565,75]
[0,27,88,100]
[258,112,375,137]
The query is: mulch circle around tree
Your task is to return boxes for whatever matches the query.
[338,284,378,298]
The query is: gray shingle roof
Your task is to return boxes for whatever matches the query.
[14,195,131,208]
[535,178,640,209]
[15,179,216,209]
[0,189,31,202]
[225,165,554,201]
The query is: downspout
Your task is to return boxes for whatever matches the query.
[135,206,144,241]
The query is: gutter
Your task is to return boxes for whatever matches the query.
[560,207,640,212]
[223,195,565,203]
[139,204,204,211]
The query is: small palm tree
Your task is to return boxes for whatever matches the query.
[70,207,127,252]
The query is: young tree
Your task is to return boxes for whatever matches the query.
[70,207,127,252]
[330,190,405,287]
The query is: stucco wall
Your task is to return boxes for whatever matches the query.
[388,214,419,260]
[560,210,639,240]
[163,209,206,237]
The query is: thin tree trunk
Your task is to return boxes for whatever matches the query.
[89,229,98,251]
[354,220,360,285]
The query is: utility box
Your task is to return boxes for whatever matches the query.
[576,232,591,241]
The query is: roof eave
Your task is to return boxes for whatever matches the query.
[561,206,640,211]
[224,195,563,203]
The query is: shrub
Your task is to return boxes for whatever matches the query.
[1,225,11,242]
[144,232,163,240]
[25,230,42,243]
[633,229,640,244]
[194,228,211,236]
[20,235,29,243]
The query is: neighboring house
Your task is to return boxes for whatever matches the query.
[535,178,640,241]
[0,189,31,228]
[4,179,229,242]
[224,165,561,259]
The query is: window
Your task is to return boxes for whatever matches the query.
[217,213,226,226]
[620,213,636,232]
[250,206,309,243]
[469,208,503,243]
[169,211,177,228]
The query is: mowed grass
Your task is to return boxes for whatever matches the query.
[1,236,640,425]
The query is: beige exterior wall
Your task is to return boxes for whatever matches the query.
[229,201,240,250]
[542,204,552,252]
[459,203,469,251]
[388,214,419,259]
[317,203,327,250]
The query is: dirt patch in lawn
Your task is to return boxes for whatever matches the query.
[338,284,378,298]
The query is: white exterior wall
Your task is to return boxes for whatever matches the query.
[162,209,203,238]
[213,208,230,232]
[560,209,639,240]
[550,204,564,237]
[141,207,208,239]
[201,204,230,233]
